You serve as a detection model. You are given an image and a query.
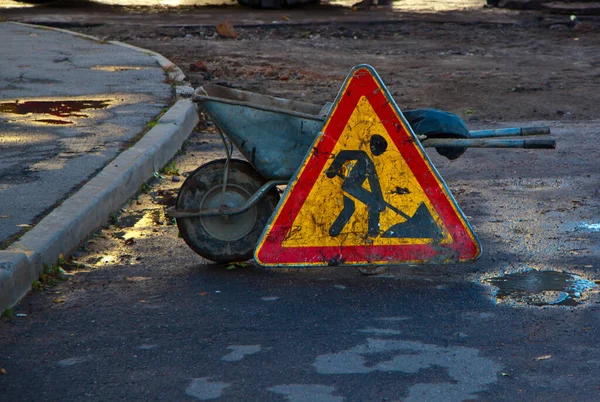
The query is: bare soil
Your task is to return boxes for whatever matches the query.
[64,8,600,125]
[6,2,600,122]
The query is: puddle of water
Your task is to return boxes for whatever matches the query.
[577,223,600,233]
[0,100,111,120]
[485,270,597,307]
[34,119,73,125]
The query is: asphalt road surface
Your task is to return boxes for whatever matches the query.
[1,3,600,401]
[2,118,600,400]
[5,263,598,401]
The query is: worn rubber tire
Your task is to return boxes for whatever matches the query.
[176,159,280,264]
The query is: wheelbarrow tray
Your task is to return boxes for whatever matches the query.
[195,84,550,181]
[196,84,327,180]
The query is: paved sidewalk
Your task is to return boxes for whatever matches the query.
[0,22,199,310]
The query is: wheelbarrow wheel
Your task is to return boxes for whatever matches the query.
[176,158,280,264]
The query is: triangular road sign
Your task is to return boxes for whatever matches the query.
[255,65,481,267]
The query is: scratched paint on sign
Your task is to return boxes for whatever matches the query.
[255,64,480,266]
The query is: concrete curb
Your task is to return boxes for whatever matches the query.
[0,25,199,311]
[10,21,109,43]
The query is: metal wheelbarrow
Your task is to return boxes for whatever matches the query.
[167,83,555,263]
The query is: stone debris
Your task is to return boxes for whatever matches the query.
[216,21,238,39]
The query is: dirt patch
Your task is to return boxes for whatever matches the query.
[70,15,600,124]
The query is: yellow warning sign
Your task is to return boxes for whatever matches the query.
[255,65,480,266]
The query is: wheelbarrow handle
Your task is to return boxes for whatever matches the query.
[421,138,556,149]
[469,126,550,138]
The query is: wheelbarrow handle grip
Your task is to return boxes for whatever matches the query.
[521,126,551,136]
[421,138,556,149]
[469,126,550,138]
[522,139,557,149]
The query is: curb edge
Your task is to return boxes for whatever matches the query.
[0,24,199,311]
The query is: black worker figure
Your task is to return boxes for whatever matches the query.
[326,134,389,237]
[325,134,443,240]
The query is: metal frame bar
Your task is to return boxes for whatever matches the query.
[167,180,286,219]
[469,126,550,138]
[421,138,556,149]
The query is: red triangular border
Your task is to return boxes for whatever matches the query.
[255,65,481,266]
